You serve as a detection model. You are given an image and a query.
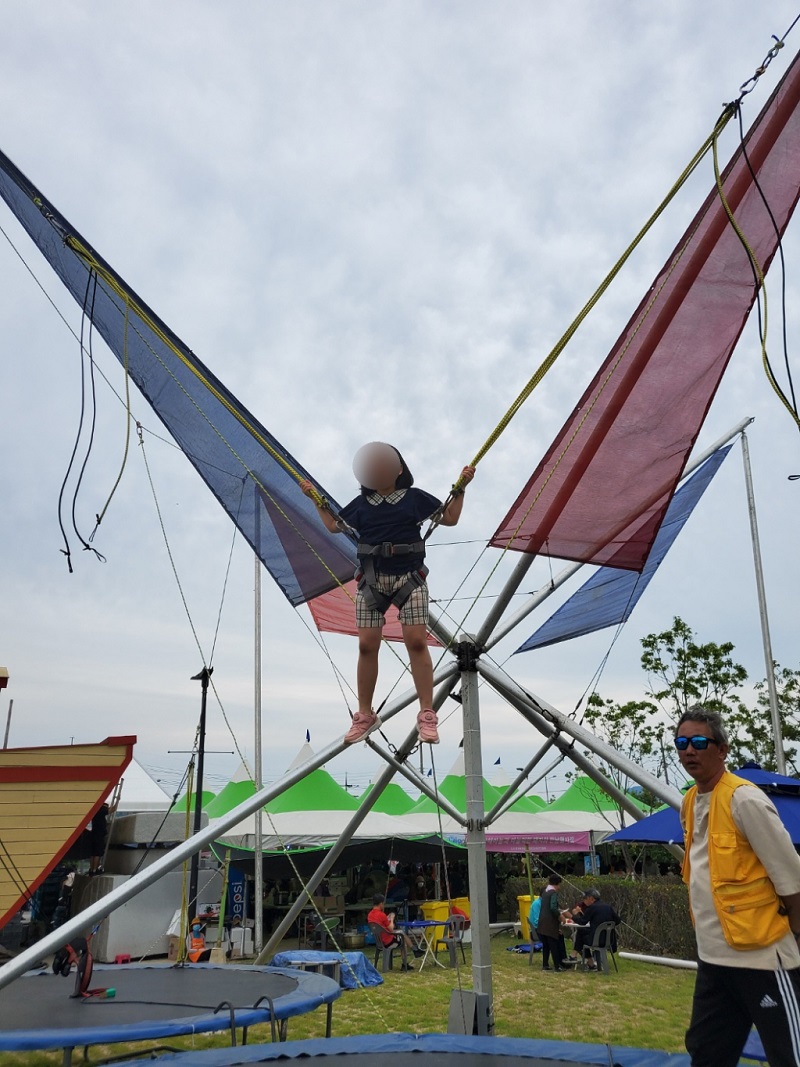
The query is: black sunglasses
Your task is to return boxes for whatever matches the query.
[674,735,719,751]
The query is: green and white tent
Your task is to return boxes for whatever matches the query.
[174,789,216,814]
[204,761,255,820]
[406,752,505,816]
[212,744,430,848]
[489,760,547,815]
[358,780,416,815]
[548,775,649,815]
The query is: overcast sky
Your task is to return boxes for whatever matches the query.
[1,2,799,804]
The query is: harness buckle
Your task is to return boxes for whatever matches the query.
[381,542,394,557]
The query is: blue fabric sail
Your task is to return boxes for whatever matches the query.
[0,149,356,605]
[515,445,732,653]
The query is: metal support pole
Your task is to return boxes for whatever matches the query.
[459,640,494,1031]
[188,666,212,920]
[485,673,686,861]
[2,699,13,749]
[487,671,647,822]
[253,552,264,956]
[564,746,649,824]
[477,659,683,810]
[740,430,786,773]
[426,608,459,650]
[484,737,556,824]
[0,660,458,993]
[366,737,467,825]
[253,723,421,964]
[565,738,685,863]
[473,554,536,649]
[485,564,583,653]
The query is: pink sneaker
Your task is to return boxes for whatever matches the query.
[344,710,378,744]
[417,709,440,744]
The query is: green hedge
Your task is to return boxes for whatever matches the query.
[501,875,697,960]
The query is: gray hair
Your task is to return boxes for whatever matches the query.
[675,704,729,746]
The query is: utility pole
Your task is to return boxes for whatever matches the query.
[0,668,10,749]
[188,666,212,919]
[2,700,12,749]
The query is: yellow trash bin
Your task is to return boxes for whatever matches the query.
[420,900,451,950]
[518,894,534,942]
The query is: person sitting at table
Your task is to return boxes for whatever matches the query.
[567,888,621,968]
[413,873,429,900]
[367,893,423,971]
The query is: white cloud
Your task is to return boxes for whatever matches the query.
[1,1,799,803]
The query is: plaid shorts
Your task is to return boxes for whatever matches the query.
[356,570,430,629]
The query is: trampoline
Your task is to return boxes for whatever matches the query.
[0,963,341,1065]
[107,1033,693,1065]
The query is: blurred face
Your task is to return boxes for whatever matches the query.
[674,718,728,791]
[353,442,402,491]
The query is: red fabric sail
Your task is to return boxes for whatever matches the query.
[308,580,441,645]
[491,51,800,570]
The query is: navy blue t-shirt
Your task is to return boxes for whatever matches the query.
[340,487,442,575]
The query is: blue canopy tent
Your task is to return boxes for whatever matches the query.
[607,764,800,845]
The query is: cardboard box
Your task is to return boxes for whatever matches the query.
[317,894,344,914]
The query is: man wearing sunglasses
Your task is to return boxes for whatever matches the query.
[676,705,800,1066]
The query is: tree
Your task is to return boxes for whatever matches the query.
[583,617,798,780]
[582,694,667,797]
[568,696,666,871]
[727,664,800,773]
[640,616,748,719]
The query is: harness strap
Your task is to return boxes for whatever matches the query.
[357,541,425,558]
[358,555,428,617]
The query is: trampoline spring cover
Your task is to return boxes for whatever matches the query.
[0,963,340,1052]
[104,1032,692,1065]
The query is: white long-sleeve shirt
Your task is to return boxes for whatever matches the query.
[683,784,800,969]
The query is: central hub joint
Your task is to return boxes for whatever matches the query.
[455,640,481,673]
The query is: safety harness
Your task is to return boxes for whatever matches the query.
[356,540,428,616]
[53,935,115,1000]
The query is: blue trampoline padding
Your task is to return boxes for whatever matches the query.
[269,950,383,989]
[743,1028,767,1062]
[106,1031,693,1065]
[0,963,340,1053]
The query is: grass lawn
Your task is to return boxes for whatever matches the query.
[2,940,696,1065]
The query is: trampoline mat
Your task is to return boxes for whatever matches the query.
[0,964,340,1052]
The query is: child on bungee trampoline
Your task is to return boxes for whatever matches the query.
[301,441,474,746]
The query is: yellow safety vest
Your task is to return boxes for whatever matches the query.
[682,770,790,951]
